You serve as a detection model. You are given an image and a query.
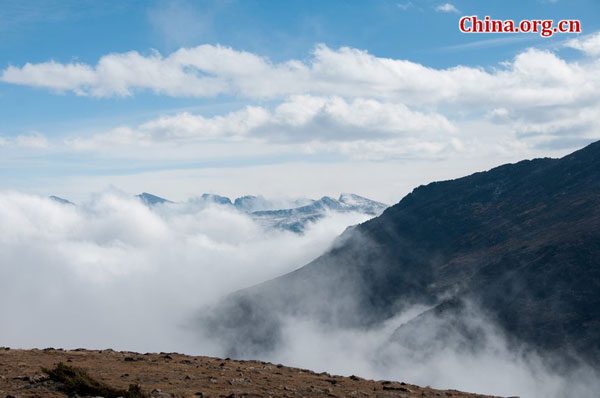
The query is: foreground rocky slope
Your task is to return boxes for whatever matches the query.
[0,348,501,398]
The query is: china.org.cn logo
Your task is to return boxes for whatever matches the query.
[459,15,581,38]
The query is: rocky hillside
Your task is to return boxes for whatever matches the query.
[0,348,501,398]
[204,140,600,363]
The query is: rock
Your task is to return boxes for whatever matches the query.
[30,374,48,383]
[151,389,170,398]
[383,386,411,392]
[229,378,250,385]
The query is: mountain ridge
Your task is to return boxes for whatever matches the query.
[203,140,600,363]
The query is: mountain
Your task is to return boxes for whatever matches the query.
[49,195,74,205]
[136,192,172,205]
[203,141,600,364]
[251,194,387,232]
[48,192,385,234]
[233,195,274,212]
[200,193,233,205]
[140,192,386,233]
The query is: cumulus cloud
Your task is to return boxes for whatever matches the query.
[2,38,600,161]
[1,45,287,98]
[0,190,372,352]
[1,42,598,108]
[69,96,455,152]
[1,61,95,94]
[566,32,600,57]
[435,3,459,13]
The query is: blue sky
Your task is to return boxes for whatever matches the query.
[1,0,599,202]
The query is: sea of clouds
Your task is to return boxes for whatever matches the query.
[0,189,371,352]
[1,189,598,398]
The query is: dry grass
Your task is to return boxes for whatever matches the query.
[42,362,145,398]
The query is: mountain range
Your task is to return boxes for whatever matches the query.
[139,192,387,232]
[203,140,600,365]
[51,192,388,233]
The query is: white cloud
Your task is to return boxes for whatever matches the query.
[565,32,600,57]
[1,61,95,94]
[140,105,271,141]
[0,132,50,149]
[435,3,459,13]
[0,190,372,351]
[66,96,457,156]
[15,132,49,148]
[2,189,599,398]
[3,38,600,161]
[1,42,598,109]
[396,2,414,11]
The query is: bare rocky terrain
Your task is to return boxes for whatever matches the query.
[0,348,502,398]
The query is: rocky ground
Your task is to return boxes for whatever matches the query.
[0,347,504,398]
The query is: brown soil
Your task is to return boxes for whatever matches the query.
[0,347,502,398]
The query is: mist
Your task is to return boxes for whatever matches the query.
[201,300,600,398]
[0,189,371,352]
[2,189,599,398]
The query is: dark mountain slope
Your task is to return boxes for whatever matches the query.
[203,141,600,362]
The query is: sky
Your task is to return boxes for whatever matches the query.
[1,0,599,203]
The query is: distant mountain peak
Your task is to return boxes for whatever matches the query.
[135,190,387,233]
[49,195,74,205]
[338,193,387,212]
[200,193,233,205]
[233,195,272,212]
[251,193,388,232]
[136,192,172,205]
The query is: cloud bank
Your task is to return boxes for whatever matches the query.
[0,190,371,352]
[68,95,455,154]
[3,35,600,160]
[1,190,599,398]
[3,41,598,109]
